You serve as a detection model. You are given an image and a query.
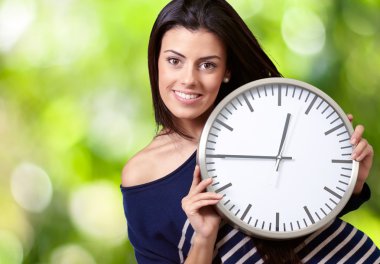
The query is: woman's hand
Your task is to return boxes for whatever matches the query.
[348,114,374,194]
[182,165,222,243]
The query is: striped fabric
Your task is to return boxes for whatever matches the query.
[195,218,380,263]
[121,152,379,263]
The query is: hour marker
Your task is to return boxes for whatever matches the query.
[305,95,317,115]
[324,186,342,199]
[212,125,221,131]
[215,183,232,193]
[305,91,311,102]
[316,100,324,110]
[249,89,255,100]
[339,180,348,185]
[240,204,252,221]
[278,86,282,106]
[322,105,329,114]
[276,212,279,231]
[315,212,321,220]
[321,208,327,216]
[325,123,345,135]
[231,102,237,110]
[220,113,228,120]
[237,97,243,106]
[326,111,334,119]
[330,117,340,124]
[303,206,315,224]
[337,131,348,136]
[242,93,254,112]
[336,186,345,192]
[331,159,352,164]
[298,89,303,100]
[215,119,233,131]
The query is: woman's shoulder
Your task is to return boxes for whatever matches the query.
[121,134,197,188]
[121,138,162,188]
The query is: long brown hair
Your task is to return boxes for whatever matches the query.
[147,1,301,262]
[148,0,281,139]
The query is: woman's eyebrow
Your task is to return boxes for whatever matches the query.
[163,50,221,61]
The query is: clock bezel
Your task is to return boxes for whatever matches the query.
[197,77,359,240]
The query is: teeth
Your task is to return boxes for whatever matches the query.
[175,91,200,100]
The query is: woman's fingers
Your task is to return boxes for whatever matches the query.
[189,165,215,195]
[182,194,222,216]
[351,124,364,145]
[347,113,353,123]
[353,139,373,161]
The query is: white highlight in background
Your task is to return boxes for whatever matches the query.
[50,244,96,264]
[69,181,127,245]
[11,162,53,213]
[0,0,35,53]
[282,8,326,56]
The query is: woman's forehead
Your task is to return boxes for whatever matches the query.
[160,26,227,57]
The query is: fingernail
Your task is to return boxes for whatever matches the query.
[351,137,356,145]
[351,152,357,160]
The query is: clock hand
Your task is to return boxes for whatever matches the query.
[206,154,292,160]
[275,113,292,171]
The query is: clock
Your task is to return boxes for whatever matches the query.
[197,78,359,239]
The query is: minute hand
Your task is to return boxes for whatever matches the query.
[206,154,292,160]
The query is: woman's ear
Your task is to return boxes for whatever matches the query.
[223,70,231,83]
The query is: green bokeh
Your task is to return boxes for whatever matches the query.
[0,0,379,263]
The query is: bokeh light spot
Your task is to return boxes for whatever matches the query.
[0,230,23,264]
[10,162,53,213]
[69,181,127,245]
[0,0,35,53]
[282,8,325,55]
[50,244,96,264]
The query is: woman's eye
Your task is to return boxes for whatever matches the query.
[200,62,216,70]
[168,58,180,65]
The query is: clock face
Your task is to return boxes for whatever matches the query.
[197,78,359,239]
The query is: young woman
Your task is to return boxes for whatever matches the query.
[121,1,378,263]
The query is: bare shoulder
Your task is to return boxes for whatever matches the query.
[121,134,197,188]
[121,143,159,188]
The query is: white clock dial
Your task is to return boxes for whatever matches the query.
[198,78,358,239]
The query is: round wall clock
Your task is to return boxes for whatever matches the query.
[197,78,359,239]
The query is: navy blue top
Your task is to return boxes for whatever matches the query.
[121,152,379,263]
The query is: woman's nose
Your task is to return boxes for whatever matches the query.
[181,65,197,87]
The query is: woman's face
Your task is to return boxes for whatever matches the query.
[158,26,229,124]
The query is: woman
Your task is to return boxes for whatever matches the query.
[121,0,378,263]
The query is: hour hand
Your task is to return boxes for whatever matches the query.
[206,154,292,160]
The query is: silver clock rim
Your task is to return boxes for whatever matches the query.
[197,77,359,240]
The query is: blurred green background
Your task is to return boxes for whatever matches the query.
[0,0,379,263]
